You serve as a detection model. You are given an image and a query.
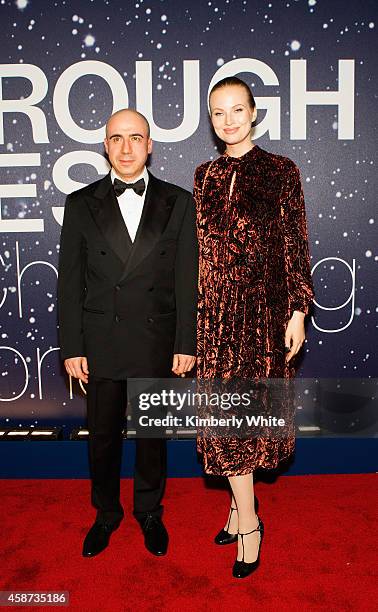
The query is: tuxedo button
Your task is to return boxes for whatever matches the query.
[160,250,166,256]
[115,285,121,291]
[147,317,154,324]
[148,287,154,292]
[115,315,120,323]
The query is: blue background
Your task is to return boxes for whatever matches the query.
[0,0,376,474]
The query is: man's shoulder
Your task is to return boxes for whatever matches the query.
[67,175,109,201]
[149,173,192,200]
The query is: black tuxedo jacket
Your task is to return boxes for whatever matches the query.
[57,171,198,379]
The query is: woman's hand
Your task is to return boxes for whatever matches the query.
[284,311,306,362]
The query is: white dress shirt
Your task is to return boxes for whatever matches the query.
[111,166,149,242]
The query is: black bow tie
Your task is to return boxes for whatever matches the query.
[113,177,146,197]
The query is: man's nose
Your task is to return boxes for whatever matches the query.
[121,138,132,154]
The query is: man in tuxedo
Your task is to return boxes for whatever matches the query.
[57,109,197,557]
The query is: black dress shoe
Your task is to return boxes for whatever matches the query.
[232,516,264,579]
[82,521,120,557]
[140,514,168,556]
[214,507,238,545]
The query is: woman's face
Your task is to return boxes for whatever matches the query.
[210,84,257,147]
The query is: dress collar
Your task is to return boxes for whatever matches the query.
[222,144,260,163]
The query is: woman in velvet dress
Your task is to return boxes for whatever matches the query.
[194,77,315,578]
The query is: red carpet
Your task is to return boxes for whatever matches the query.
[0,474,377,611]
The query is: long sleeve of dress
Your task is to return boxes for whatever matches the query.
[281,163,315,316]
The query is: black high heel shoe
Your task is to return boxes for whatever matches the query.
[214,507,238,545]
[214,495,259,546]
[232,516,264,578]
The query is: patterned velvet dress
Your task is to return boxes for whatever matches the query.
[194,145,315,476]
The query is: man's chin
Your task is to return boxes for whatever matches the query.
[115,166,136,179]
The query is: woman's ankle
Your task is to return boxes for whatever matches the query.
[237,512,258,534]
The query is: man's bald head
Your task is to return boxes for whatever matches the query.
[106,109,150,138]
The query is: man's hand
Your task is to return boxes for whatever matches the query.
[64,356,89,384]
[172,354,196,376]
[285,311,306,363]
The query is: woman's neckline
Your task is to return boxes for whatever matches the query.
[223,144,259,161]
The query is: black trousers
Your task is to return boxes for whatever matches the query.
[86,377,167,527]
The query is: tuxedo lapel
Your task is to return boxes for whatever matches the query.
[119,172,176,282]
[85,173,132,265]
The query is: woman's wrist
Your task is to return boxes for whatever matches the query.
[291,310,306,319]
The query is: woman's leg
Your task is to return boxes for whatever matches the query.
[222,492,238,534]
[228,472,260,562]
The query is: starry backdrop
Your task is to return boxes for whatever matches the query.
[0,0,376,430]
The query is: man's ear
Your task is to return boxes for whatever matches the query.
[103,138,109,154]
[148,138,153,154]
